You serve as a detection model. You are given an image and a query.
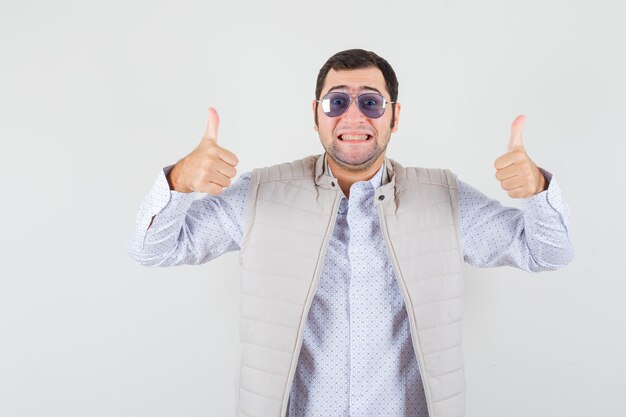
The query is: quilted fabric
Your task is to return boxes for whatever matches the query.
[237,155,464,417]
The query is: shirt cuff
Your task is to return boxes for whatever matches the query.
[128,165,197,253]
[520,167,572,233]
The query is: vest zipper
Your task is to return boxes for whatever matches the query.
[280,190,343,417]
[377,204,435,417]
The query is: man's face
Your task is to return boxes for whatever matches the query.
[313,67,400,173]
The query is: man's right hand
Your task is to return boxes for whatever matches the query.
[167,107,239,195]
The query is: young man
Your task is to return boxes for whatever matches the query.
[128,49,573,417]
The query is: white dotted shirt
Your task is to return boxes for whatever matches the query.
[127,158,573,417]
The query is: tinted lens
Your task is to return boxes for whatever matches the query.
[321,92,350,117]
[357,93,386,118]
[320,92,388,118]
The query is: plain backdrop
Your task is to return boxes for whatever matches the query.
[1,0,625,416]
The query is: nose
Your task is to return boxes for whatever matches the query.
[342,98,367,122]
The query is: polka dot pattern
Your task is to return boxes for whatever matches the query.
[128,161,573,416]
[287,163,428,417]
[126,164,249,266]
[458,168,574,271]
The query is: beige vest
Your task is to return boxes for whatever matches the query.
[236,154,465,417]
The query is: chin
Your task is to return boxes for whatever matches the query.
[332,153,382,171]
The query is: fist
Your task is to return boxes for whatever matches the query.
[168,107,239,195]
[494,115,547,199]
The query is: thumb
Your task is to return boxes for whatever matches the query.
[508,114,526,151]
[203,107,220,142]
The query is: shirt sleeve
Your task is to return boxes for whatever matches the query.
[126,165,251,267]
[457,168,574,272]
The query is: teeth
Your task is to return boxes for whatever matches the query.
[341,134,369,141]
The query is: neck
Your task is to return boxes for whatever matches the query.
[327,154,385,198]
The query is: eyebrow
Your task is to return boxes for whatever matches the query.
[326,85,384,95]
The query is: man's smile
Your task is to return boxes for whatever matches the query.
[338,134,371,141]
[337,130,373,141]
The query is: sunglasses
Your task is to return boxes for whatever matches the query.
[316,91,395,119]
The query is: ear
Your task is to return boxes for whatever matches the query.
[312,99,318,131]
[391,102,401,133]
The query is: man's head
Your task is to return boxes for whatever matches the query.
[313,49,401,173]
[314,49,399,127]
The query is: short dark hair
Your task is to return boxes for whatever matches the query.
[314,49,399,127]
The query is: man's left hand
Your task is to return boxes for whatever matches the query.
[494,115,548,199]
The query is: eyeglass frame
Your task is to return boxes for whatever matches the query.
[315,91,397,119]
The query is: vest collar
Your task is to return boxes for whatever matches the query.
[313,153,397,207]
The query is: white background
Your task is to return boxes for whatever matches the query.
[1,0,625,416]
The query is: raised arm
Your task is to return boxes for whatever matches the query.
[459,115,574,272]
[126,107,249,267]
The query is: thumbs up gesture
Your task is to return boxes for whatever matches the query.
[167,107,239,195]
[493,115,547,199]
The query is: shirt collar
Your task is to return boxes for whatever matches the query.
[324,154,385,189]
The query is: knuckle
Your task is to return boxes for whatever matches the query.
[208,184,223,195]
[526,173,534,183]
[199,170,211,184]
[206,146,219,158]
[199,157,211,169]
